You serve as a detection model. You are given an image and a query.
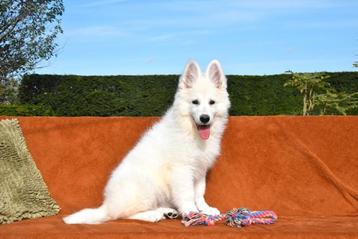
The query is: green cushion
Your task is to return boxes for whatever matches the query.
[0,119,60,224]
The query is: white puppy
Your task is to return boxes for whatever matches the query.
[63,60,231,224]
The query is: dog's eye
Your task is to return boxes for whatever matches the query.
[209,100,215,105]
[192,100,199,105]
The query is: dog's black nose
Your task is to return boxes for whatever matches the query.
[200,114,210,124]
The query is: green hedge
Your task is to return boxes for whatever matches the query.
[0,104,54,116]
[19,75,178,116]
[15,72,358,116]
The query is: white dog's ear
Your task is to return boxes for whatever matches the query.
[179,60,200,89]
[206,60,226,89]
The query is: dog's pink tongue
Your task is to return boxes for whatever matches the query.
[198,126,210,140]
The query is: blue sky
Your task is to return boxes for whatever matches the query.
[36,0,358,75]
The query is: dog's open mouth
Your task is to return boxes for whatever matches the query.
[197,124,211,140]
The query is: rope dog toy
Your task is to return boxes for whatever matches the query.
[181,208,277,227]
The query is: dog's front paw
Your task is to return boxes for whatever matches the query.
[200,206,221,216]
[163,208,179,219]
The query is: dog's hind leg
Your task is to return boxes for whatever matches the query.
[127,208,178,222]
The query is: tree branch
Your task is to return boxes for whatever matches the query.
[0,5,30,41]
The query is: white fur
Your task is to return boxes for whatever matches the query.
[63,60,231,224]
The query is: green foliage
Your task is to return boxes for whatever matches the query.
[228,74,302,115]
[0,78,19,104]
[10,72,358,116]
[315,91,358,115]
[284,72,358,115]
[0,104,54,116]
[19,74,178,116]
[284,72,331,115]
[0,0,64,95]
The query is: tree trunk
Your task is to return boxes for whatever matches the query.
[303,83,308,115]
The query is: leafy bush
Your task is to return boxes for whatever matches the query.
[284,72,358,115]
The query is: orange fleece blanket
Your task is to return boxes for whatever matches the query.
[0,116,357,239]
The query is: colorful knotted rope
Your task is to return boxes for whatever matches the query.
[181,208,277,227]
[181,212,225,226]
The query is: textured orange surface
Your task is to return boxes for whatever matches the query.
[0,116,357,239]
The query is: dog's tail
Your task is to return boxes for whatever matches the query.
[63,205,110,224]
